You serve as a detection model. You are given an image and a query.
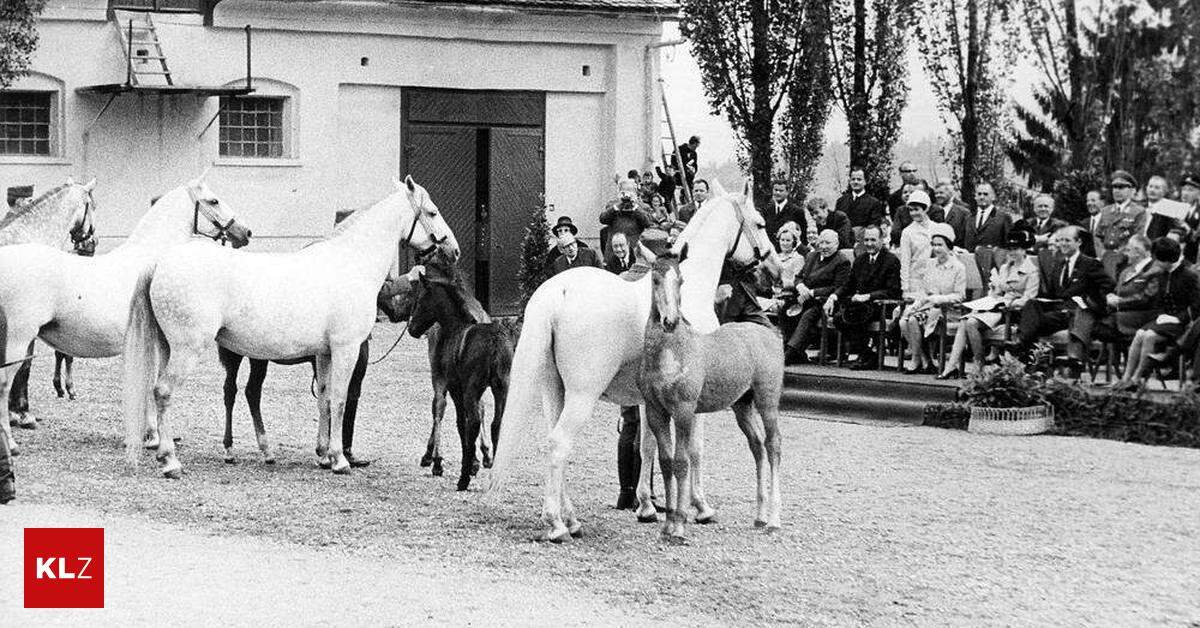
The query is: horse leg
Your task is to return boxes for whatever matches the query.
[643,400,676,540]
[4,332,36,451]
[476,402,491,471]
[667,408,695,544]
[423,376,447,476]
[689,417,716,524]
[542,390,593,543]
[246,359,273,464]
[152,346,203,479]
[53,352,65,398]
[218,348,242,463]
[341,341,368,467]
[313,354,332,467]
[64,355,76,400]
[635,404,661,523]
[732,398,769,528]
[323,347,358,474]
[455,395,480,491]
[484,377,507,468]
[756,395,784,532]
[9,341,35,429]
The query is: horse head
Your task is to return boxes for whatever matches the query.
[395,176,461,263]
[649,253,684,333]
[183,176,252,248]
[64,178,98,245]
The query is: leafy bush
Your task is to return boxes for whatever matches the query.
[959,354,1048,409]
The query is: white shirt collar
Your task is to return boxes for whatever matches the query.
[852,190,864,199]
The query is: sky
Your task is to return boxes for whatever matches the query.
[657,22,1041,175]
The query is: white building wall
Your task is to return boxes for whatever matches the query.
[1,0,667,251]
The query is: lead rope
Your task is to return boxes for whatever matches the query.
[368,319,411,366]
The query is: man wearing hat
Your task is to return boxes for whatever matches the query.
[546,216,601,277]
[1096,169,1147,274]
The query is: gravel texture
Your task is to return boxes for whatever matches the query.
[3,323,1199,626]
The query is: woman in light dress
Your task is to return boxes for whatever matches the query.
[899,233,967,374]
[938,229,1039,379]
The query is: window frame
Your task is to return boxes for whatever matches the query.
[0,89,63,162]
[218,95,290,160]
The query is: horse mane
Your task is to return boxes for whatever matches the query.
[0,182,71,231]
[424,250,491,324]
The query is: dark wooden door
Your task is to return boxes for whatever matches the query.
[488,127,544,315]
[403,124,478,292]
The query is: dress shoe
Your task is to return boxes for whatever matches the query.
[614,490,638,511]
[784,348,810,365]
[936,368,962,380]
[849,358,878,371]
[901,366,922,375]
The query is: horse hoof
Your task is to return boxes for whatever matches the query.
[753,519,768,528]
[431,460,444,477]
[568,525,584,539]
[419,453,433,467]
[695,512,717,525]
[661,533,689,546]
[264,457,277,465]
[17,418,36,430]
[470,464,480,477]
[161,464,183,480]
[318,458,333,469]
[143,434,160,449]
[224,456,236,464]
[332,462,351,475]
[765,525,782,534]
[456,480,470,491]
[8,444,19,457]
[637,514,658,524]
[55,390,64,398]
[482,457,494,469]
[544,527,571,544]
[68,393,77,401]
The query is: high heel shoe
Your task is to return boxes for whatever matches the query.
[936,368,962,380]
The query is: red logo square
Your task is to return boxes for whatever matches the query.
[24,528,104,608]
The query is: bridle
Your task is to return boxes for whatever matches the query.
[405,195,448,257]
[726,202,770,270]
[70,194,96,245]
[189,188,236,245]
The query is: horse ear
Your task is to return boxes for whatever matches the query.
[677,242,689,262]
[199,165,213,181]
[66,176,75,185]
[405,175,417,193]
[83,178,97,192]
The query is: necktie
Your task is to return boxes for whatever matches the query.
[977,210,987,230]
[1059,261,1071,291]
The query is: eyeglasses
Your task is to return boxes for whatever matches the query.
[900,168,917,173]
[1111,183,1133,189]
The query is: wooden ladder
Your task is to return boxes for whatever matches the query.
[657,79,691,203]
[114,11,173,87]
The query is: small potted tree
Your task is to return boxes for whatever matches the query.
[959,353,1054,435]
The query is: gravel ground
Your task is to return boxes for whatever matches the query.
[4,323,1200,626]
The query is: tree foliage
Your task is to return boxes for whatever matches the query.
[779,16,833,200]
[681,0,832,210]
[823,0,917,199]
[0,0,46,89]
[916,0,1021,201]
[517,203,552,314]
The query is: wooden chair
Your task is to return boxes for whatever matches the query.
[828,299,903,370]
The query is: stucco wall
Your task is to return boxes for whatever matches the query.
[0,1,666,252]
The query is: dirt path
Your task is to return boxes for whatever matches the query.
[1,503,684,627]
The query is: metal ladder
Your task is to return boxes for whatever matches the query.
[657,78,691,204]
[114,11,173,87]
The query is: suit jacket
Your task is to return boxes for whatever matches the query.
[1014,216,1068,250]
[797,250,852,301]
[548,247,602,277]
[763,199,803,246]
[1147,212,1182,240]
[837,249,902,302]
[964,206,1012,251]
[1096,201,1147,253]
[811,210,854,250]
[604,251,636,275]
[677,143,698,180]
[835,191,886,229]
[1038,252,1115,314]
[944,201,972,248]
[1110,260,1165,332]
[1075,214,1102,259]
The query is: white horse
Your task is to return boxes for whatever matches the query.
[0,176,250,455]
[487,184,778,542]
[122,176,459,478]
[2,178,98,423]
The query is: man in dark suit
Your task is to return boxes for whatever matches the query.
[808,197,854,250]
[1076,189,1104,259]
[603,230,642,511]
[1012,226,1115,365]
[784,229,852,364]
[546,216,602,277]
[823,224,901,369]
[763,178,804,247]
[835,166,887,233]
[604,232,637,274]
[1014,194,1068,251]
[963,180,1012,251]
[887,161,922,215]
[935,181,972,247]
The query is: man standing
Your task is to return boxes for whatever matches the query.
[784,229,851,364]
[1015,194,1068,250]
[599,178,654,253]
[1096,169,1147,272]
[887,161,922,215]
[963,181,1011,251]
[1077,189,1105,258]
[1145,175,1186,239]
[823,225,901,370]
[935,181,972,247]
[1011,226,1114,367]
[604,231,641,511]
[677,135,701,191]
[835,166,886,235]
[764,178,804,247]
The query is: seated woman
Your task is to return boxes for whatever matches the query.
[757,226,806,317]
[642,192,687,256]
[938,230,1038,379]
[899,233,966,374]
[1114,237,1200,389]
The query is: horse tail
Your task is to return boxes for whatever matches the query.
[121,265,166,467]
[485,284,561,493]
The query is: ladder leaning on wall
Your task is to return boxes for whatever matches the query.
[656,78,692,205]
[114,11,174,87]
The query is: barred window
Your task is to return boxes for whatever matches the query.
[0,92,52,156]
[219,96,286,158]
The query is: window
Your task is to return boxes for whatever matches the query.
[219,96,286,158]
[109,0,202,12]
[0,92,52,156]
